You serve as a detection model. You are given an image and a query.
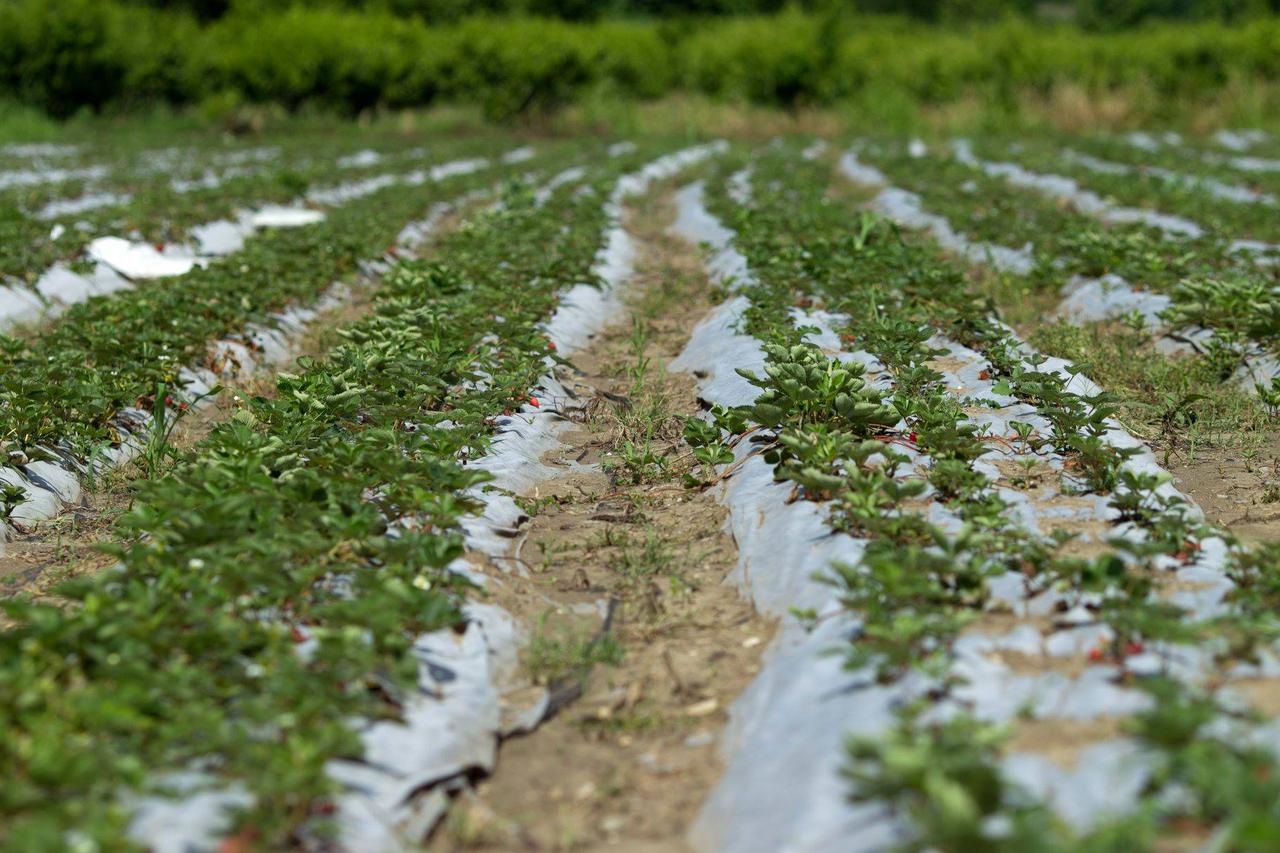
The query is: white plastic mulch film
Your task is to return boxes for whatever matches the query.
[306,143,729,851]
[669,171,1242,852]
[842,143,1280,394]
[0,152,507,338]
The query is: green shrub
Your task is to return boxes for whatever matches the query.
[0,0,127,118]
[680,9,838,106]
[194,9,422,114]
[6,3,1280,121]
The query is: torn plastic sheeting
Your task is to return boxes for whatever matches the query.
[337,149,383,168]
[249,205,326,228]
[114,206,484,849]
[501,146,535,165]
[307,174,400,206]
[1124,131,1182,152]
[1,142,78,159]
[191,214,257,256]
[35,191,131,220]
[1055,273,1170,329]
[830,153,1214,514]
[0,283,48,329]
[88,236,203,279]
[472,146,732,544]
[534,165,587,207]
[949,641,1152,724]
[546,143,727,354]
[874,185,1035,274]
[457,379,579,563]
[171,165,254,194]
[1207,151,1280,173]
[424,157,489,183]
[26,258,145,318]
[396,196,475,248]
[801,140,829,161]
[125,773,253,853]
[1052,259,1278,393]
[672,311,1161,850]
[1214,129,1269,152]
[727,166,754,206]
[0,163,106,191]
[608,141,637,158]
[1003,741,1153,831]
[691,610,912,853]
[330,603,521,852]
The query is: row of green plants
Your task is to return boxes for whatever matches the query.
[967,135,1280,244]
[0,143,667,848]
[855,139,1280,391]
[687,142,1280,847]
[0,142,581,465]
[9,1,1280,119]
[0,136,479,283]
[855,139,1256,289]
[1065,131,1280,185]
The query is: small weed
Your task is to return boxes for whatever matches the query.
[524,614,624,687]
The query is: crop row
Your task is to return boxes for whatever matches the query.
[0,143,595,539]
[0,137,511,286]
[0,139,707,848]
[1114,130,1280,178]
[674,142,1280,848]
[850,140,1280,398]
[964,136,1280,246]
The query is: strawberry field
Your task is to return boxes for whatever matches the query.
[6,122,1280,852]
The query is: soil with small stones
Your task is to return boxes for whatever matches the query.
[1169,436,1280,545]
[436,189,772,852]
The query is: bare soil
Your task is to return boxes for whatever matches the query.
[435,188,772,851]
[1168,436,1280,545]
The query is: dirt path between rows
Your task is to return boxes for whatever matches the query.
[436,187,772,851]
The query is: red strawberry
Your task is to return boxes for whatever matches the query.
[529,396,540,408]
[1126,641,1145,656]
[1087,647,1105,662]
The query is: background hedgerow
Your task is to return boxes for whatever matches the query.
[9,2,1280,126]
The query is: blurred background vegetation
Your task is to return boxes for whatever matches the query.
[4,0,1280,132]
